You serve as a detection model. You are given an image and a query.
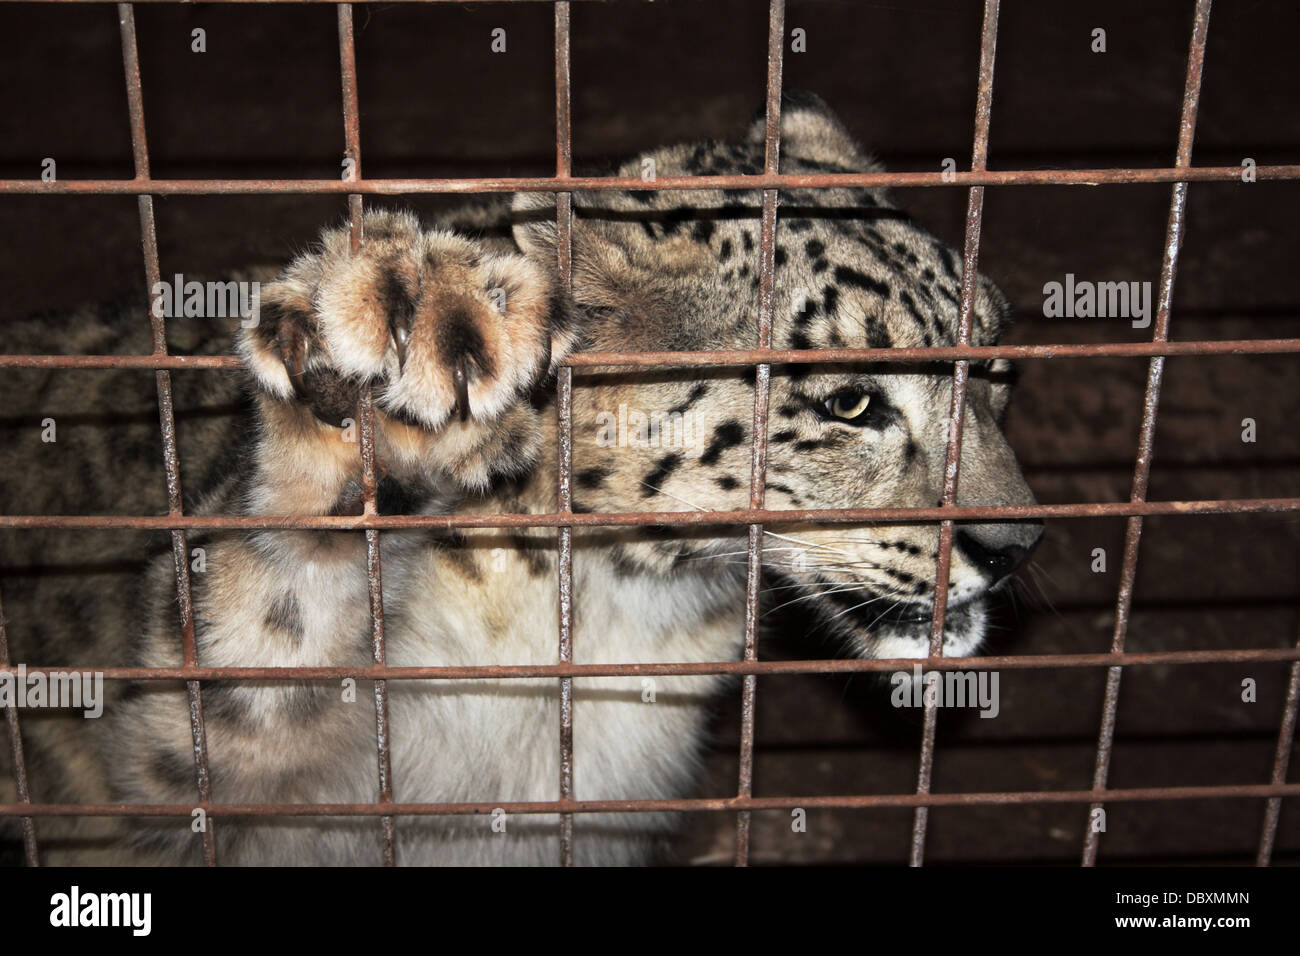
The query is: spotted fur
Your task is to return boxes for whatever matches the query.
[0,94,1039,865]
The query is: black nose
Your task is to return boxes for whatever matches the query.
[954,529,1036,582]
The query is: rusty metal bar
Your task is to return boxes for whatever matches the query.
[9,337,1298,372]
[360,390,397,865]
[4,166,1299,196]
[734,0,785,868]
[5,782,1300,821]
[910,0,1000,868]
[554,0,576,868]
[4,495,1300,532]
[1257,628,1300,866]
[1082,0,1213,868]
[336,2,396,866]
[9,646,1300,683]
[117,1,217,866]
[0,590,38,865]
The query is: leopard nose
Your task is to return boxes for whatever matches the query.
[954,527,1041,582]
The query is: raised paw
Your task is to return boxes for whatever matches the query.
[241,209,573,431]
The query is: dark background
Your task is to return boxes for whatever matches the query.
[1,0,1298,864]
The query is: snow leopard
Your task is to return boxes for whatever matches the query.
[0,93,1041,865]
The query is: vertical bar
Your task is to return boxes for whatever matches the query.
[0,590,38,865]
[734,0,785,867]
[908,0,1000,867]
[554,0,576,867]
[338,4,363,248]
[1257,628,1300,865]
[337,3,396,867]
[1081,0,1212,867]
[117,2,217,867]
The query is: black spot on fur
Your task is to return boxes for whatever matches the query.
[834,266,892,299]
[938,244,961,281]
[771,429,798,443]
[607,544,644,579]
[627,189,656,205]
[805,239,825,259]
[641,453,683,496]
[376,474,427,515]
[719,238,733,262]
[576,467,611,490]
[202,681,254,725]
[264,591,304,644]
[700,420,745,466]
[506,532,551,577]
[436,532,483,581]
[822,286,840,317]
[692,220,716,243]
[285,683,328,723]
[865,323,892,349]
[715,474,739,491]
[151,749,197,793]
[669,383,710,417]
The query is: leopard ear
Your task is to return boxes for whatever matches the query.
[748,91,881,172]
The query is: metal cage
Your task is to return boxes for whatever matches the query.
[1,0,1298,867]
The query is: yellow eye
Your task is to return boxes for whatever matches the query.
[827,392,871,420]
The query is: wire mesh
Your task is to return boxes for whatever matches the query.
[0,0,1297,868]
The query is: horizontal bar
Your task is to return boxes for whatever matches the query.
[1,496,1297,533]
[3,338,1297,372]
[0,0,599,4]
[6,647,1300,682]
[1,166,1297,197]
[4,782,1298,819]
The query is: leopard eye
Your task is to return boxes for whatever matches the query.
[825,391,872,422]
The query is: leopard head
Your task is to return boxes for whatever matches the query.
[513,93,1042,660]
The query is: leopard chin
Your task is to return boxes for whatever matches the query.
[854,599,989,661]
[802,585,989,661]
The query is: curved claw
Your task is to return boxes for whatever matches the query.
[389,313,411,373]
[452,356,470,423]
